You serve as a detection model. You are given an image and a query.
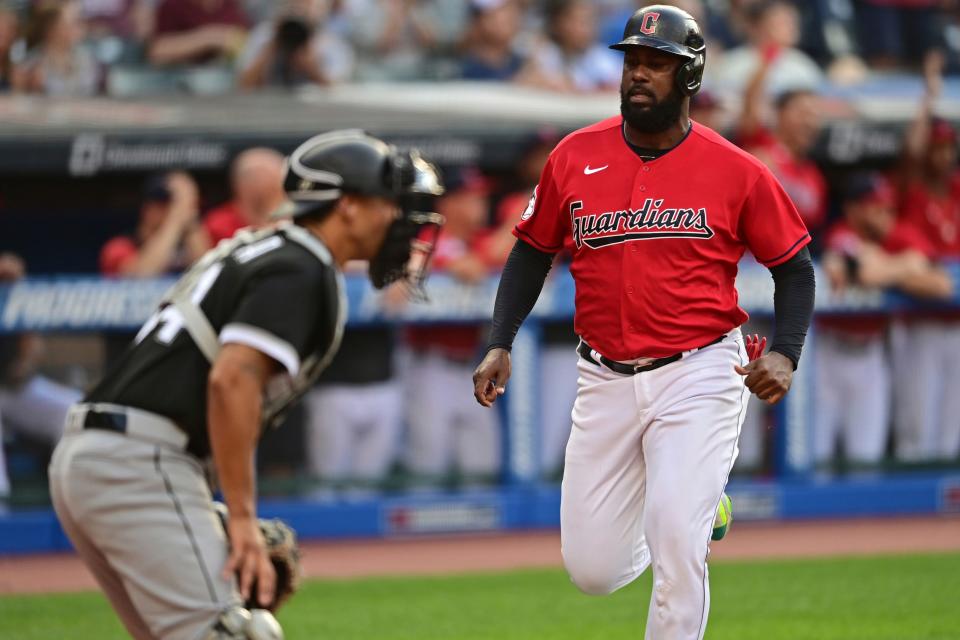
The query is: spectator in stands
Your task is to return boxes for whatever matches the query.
[458,0,528,81]
[0,253,82,503]
[737,47,827,240]
[345,0,467,81]
[80,0,154,41]
[237,0,354,88]
[816,174,952,468]
[203,147,287,245]
[712,0,823,96]
[0,2,18,91]
[521,0,621,93]
[100,171,208,276]
[148,0,248,67]
[890,55,960,462]
[854,0,943,69]
[404,166,501,484]
[690,88,725,135]
[12,0,100,96]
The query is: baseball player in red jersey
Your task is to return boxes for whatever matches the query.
[472,6,816,639]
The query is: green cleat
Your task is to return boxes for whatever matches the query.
[712,493,733,541]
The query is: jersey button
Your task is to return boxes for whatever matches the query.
[642,166,650,172]
[639,185,646,192]
[627,286,634,294]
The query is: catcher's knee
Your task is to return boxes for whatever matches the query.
[204,606,284,640]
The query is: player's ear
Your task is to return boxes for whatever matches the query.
[337,194,359,225]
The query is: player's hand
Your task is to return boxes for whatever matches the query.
[223,515,277,608]
[202,24,247,56]
[734,351,793,405]
[167,172,201,226]
[473,347,511,407]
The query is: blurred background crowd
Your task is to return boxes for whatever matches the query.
[0,0,958,95]
[1,0,959,507]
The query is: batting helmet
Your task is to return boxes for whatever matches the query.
[610,5,706,97]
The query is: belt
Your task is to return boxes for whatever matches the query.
[578,334,726,375]
[65,402,189,451]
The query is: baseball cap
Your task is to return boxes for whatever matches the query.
[142,174,172,203]
[930,118,957,145]
[690,89,720,110]
[843,173,894,206]
[443,165,491,194]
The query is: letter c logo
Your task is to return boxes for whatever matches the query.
[640,12,660,35]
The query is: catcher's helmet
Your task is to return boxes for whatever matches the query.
[282,129,446,297]
[283,129,407,218]
[610,4,706,96]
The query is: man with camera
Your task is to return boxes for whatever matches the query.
[238,0,353,89]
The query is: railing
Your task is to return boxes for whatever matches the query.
[2,260,959,483]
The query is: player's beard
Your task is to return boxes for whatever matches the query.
[620,85,684,134]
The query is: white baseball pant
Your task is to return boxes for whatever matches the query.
[305,381,402,483]
[813,331,890,465]
[561,329,748,640]
[405,351,501,478]
[890,320,960,461]
[0,375,81,496]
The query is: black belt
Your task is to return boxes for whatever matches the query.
[82,408,128,433]
[578,335,726,375]
[66,403,190,450]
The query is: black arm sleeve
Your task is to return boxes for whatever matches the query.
[486,239,555,352]
[767,246,816,369]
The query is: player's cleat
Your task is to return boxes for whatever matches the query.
[712,493,733,541]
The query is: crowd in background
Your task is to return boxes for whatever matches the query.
[1,0,960,504]
[0,0,958,96]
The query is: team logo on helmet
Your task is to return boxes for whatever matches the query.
[639,12,660,35]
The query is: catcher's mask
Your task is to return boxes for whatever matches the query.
[281,130,445,298]
[369,150,445,300]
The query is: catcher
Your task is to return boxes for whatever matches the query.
[49,131,445,640]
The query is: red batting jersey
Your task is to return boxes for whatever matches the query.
[514,116,810,361]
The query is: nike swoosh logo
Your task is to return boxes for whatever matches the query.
[584,165,609,175]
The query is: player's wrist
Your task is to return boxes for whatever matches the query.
[767,348,797,370]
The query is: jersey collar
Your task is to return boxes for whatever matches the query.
[280,221,334,266]
[620,118,694,163]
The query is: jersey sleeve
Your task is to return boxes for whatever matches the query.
[886,221,937,259]
[219,265,329,377]
[740,167,812,267]
[512,153,568,253]
[100,237,139,275]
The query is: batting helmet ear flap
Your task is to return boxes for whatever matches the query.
[675,37,705,96]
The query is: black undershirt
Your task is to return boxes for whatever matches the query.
[487,240,815,368]
[622,121,693,161]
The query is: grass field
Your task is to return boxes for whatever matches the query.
[1,553,958,639]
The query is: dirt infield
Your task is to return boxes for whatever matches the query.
[2,515,958,595]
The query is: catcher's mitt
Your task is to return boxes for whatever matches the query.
[215,503,301,612]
